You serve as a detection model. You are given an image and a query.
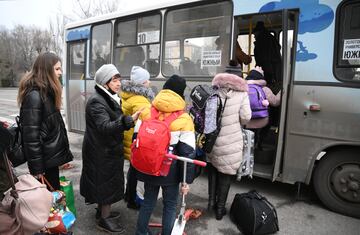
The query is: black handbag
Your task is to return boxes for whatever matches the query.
[230,190,279,235]
[7,116,26,167]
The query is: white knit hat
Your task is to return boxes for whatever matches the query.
[95,64,120,86]
[130,66,150,84]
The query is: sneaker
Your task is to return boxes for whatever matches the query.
[97,217,125,234]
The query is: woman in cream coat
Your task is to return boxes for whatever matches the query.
[207,60,252,220]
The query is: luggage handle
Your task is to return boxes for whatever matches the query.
[248,190,279,232]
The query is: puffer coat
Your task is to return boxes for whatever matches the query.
[80,85,134,205]
[136,89,196,185]
[207,73,252,175]
[121,80,154,160]
[20,89,73,175]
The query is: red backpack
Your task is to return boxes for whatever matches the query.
[131,107,183,176]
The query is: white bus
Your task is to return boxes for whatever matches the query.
[63,0,360,218]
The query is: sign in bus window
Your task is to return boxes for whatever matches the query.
[137,31,160,44]
[342,39,360,61]
[201,50,221,67]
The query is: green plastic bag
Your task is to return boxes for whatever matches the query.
[60,176,77,217]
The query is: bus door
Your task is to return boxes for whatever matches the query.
[233,9,298,180]
[66,40,87,132]
[273,9,298,181]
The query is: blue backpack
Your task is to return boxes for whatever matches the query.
[248,84,268,119]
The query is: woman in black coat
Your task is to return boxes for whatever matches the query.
[80,64,141,233]
[17,52,73,190]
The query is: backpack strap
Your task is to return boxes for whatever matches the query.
[216,96,227,126]
[151,106,183,126]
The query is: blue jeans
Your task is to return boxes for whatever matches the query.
[135,183,179,235]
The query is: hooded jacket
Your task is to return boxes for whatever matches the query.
[208,73,252,175]
[121,80,154,160]
[80,85,134,205]
[246,72,281,129]
[20,89,73,175]
[136,89,196,185]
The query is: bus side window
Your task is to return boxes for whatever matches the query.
[90,23,112,77]
[333,0,360,82]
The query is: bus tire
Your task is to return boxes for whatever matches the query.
[313,148,360,218]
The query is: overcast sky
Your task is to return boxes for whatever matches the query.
[0,0,173,29]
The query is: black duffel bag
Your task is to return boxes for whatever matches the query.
[230,190,279,235]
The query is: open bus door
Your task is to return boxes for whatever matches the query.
[234,9,298,181]
[272,9,298,181]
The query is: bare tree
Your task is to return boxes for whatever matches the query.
[0,28,16,86]
[69,0,120,20]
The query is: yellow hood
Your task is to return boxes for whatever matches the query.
[120,91,134,101]
[152,89,185,113]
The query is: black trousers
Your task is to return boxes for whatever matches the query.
[125,164,137,202]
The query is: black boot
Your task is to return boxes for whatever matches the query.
[95,208,120,220]
[215,173,232,220]
[207,163,217,211]
[97,217,125,234]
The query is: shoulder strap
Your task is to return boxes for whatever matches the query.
[150,106,183,126]
[2,151,18,198]
[217,96,227,126]
[163,110,183,126]
[150,106,160,120]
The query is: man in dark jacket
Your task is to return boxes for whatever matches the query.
[253,21,282,93]
[135,75,196,235]
[80,64,141,234]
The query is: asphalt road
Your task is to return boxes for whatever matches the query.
[1,88,359,235]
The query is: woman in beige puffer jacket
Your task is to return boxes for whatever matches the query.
[207,60,252,220]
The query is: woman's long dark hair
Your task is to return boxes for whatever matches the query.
[17,52,62,110]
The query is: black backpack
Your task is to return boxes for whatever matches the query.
[230,190,279,235]
[7,116,26,167]
[189,85,226,153]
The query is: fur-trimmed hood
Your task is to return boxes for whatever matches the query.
[120,80,155,101]
[212,73,248,92]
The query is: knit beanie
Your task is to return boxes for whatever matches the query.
[225,59,242,77]
[130,66,150,84]
[247,66,264,80]
[95,64,120,86]
[163,74,186,98]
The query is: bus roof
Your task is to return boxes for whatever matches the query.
[64,0,205,30]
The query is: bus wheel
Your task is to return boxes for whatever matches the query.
[313,148,360,218]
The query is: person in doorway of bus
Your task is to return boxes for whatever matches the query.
[80,64,142,233]
[207,60,252,220]
[235,41,252,68]
[17,52,73,190]
[245,66,281,149]
[121,66,154,210]
[253,21,282,94]
[215,36,252,71]
[135,75,196,235]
